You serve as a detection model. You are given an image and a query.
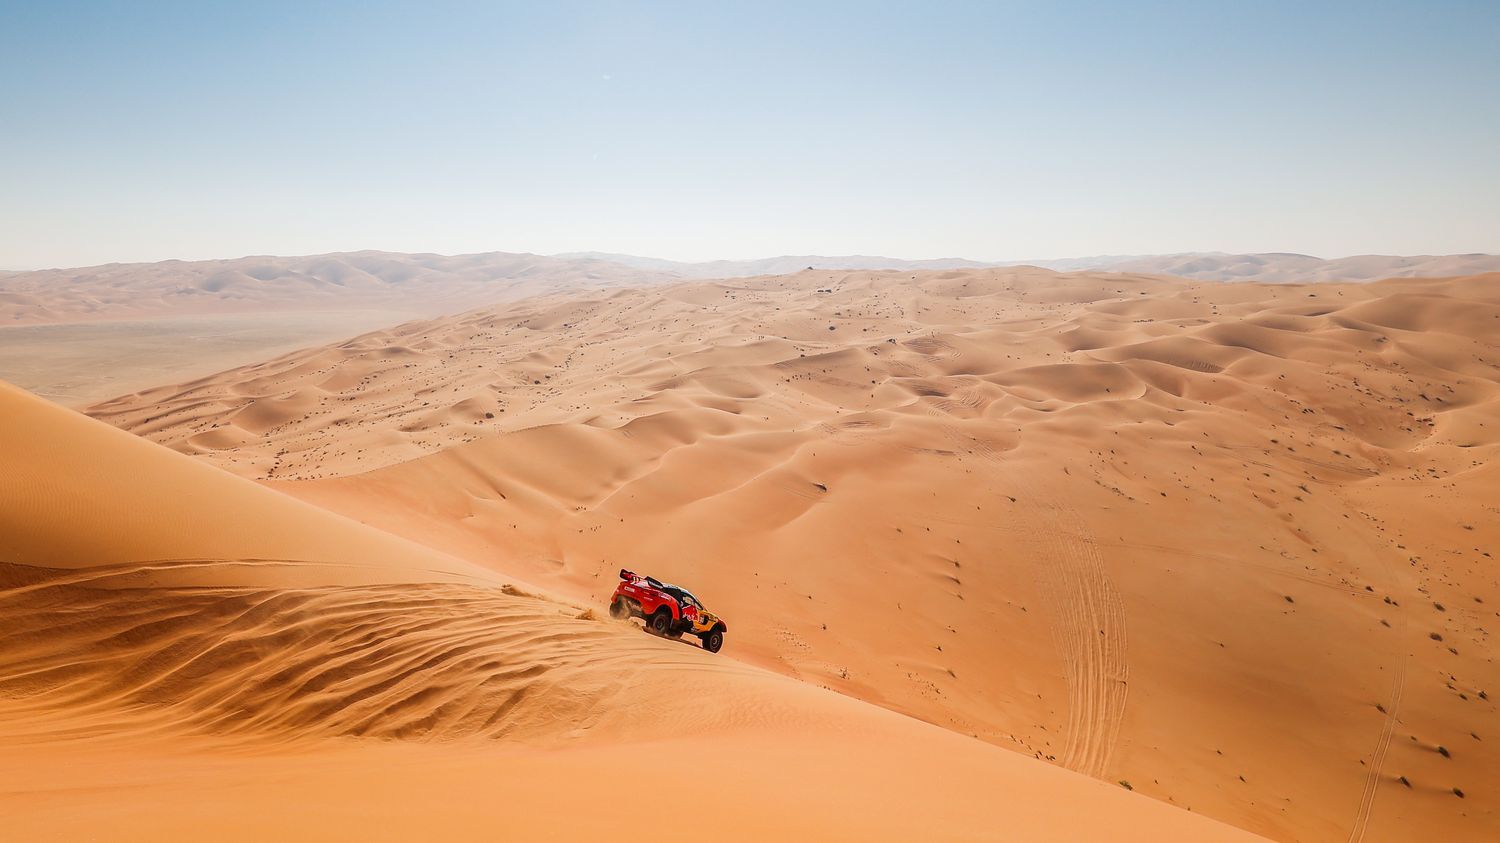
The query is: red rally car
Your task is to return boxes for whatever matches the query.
[609,569,727,653]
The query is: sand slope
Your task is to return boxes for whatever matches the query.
[87,267,1500,841]
[0,380,1260,841]
[0,381,488,581]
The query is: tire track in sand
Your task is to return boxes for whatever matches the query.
[1344,515,1411,843]
[1346,653,1407,843]
[920,404,1127,778]
[1010,480,1130,779]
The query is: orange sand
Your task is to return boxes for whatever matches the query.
[0,381,1258,840]
[8,265,1500,840]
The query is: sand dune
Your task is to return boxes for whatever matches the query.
[0,381,494,581]
[0,379,1261,840]
[82,266,1500,841]
[0,249,680,405]
[9,250,1496,409]
[11,250,1499,331]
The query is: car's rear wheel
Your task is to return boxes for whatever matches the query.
[649,609,673,636]
[702,628,724,654]
[608,598,629,619]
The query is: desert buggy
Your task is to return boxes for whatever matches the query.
[609,569,727,653]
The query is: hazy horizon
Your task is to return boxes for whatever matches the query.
[8,245,1500,276]
[3,1,1498,269]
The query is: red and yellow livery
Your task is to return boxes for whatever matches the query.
[609,569,727,653]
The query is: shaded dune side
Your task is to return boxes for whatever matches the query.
[0,558,756,746]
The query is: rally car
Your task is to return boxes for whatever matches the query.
[608,569,727,653]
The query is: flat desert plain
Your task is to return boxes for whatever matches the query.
[5,265,1500,841]
[0,310,425,405]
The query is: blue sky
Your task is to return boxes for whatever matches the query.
[2,1,1497,268]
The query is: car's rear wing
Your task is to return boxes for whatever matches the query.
[619,569,665,589]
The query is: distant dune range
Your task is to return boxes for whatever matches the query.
[6,249,1497,407]
[0,250,1033,404]
[68,265,1500,841]
[6,249,1499,327]
[0,250,671,326]
[0,251,677,405]
[1071,252,1500,283]
[564,250,1500,283]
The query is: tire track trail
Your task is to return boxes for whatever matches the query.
[927,402,1130,779]
[1344,511,1412,843]
[1346,653,1407,843]
[1008,478,1130,779]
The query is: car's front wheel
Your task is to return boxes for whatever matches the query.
[702,628,724,654]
